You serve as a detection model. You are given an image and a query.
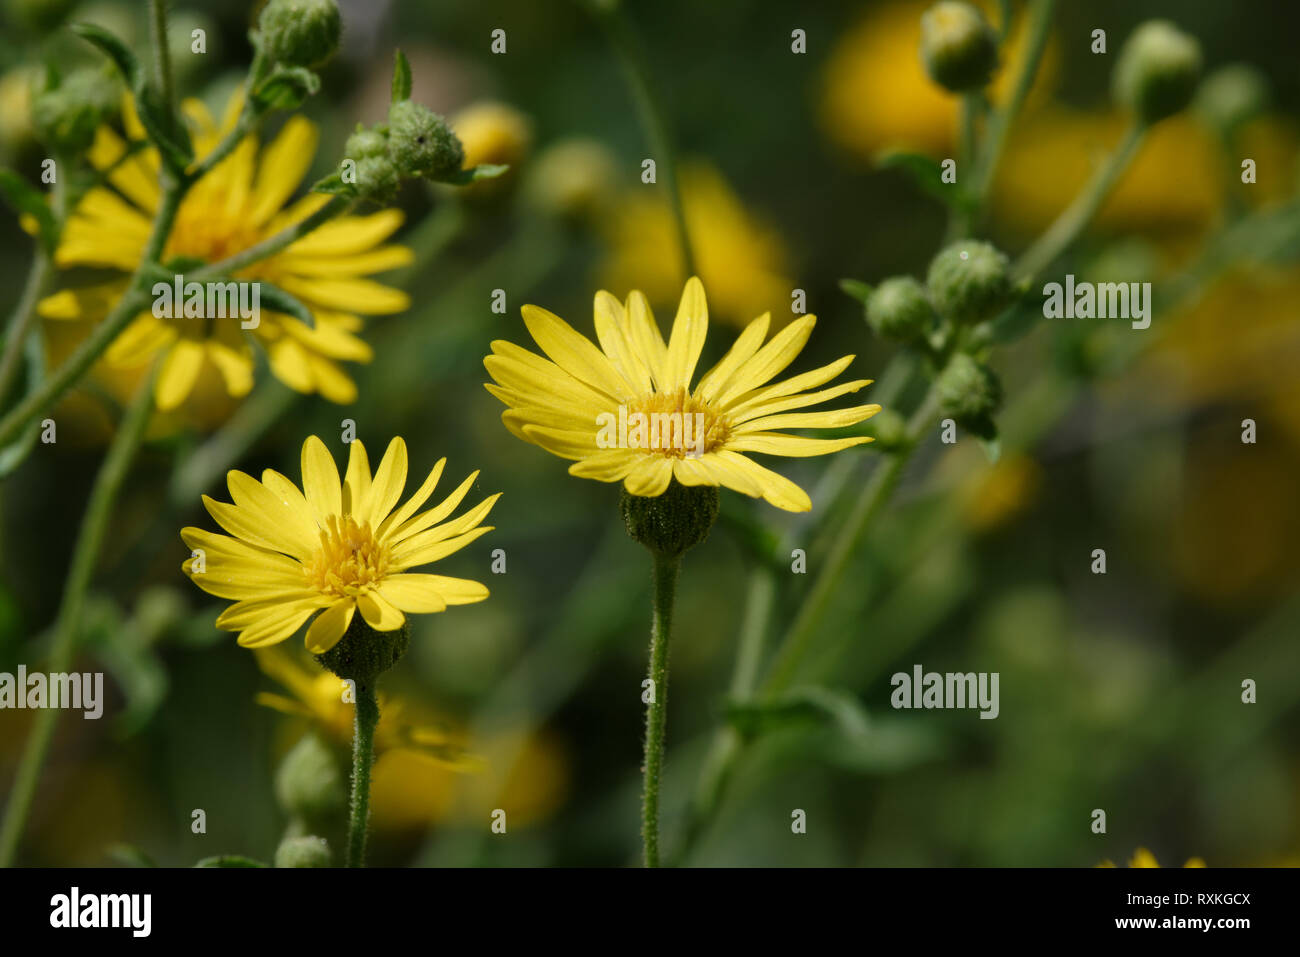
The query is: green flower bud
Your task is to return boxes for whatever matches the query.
[314,613,409,682]
[1112,20,1202,125]
[1194,64,1269,138]
[274,733,344,823]
[926,240,1012,325]
[344,126,388,160]
[31,68,117,154]
[258,0,341,69]
[274,835,331,868]
[938,353,1002,438]
[866,276,934,343]
[620,481,718,557]
[352,155,400,202]
[866,408,909,452]
[387,99,464,181]
[919,1,998,93]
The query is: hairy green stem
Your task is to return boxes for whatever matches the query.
[1013,122,1145,282]
[764,386,945,694]
[347,680,380,868]
[596,4,696,277]
[643,551,680,867]
[0,254,51,404]
[972,0,1057,213]
[149,0,175,124]
[0,362,158,866]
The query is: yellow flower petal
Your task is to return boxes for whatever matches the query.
[357,589,405,632]
[301,435,342,524]
[304,599,356,654]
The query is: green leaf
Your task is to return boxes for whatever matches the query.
[310,170,359,198]
[0,169,58,255]
[72,23,193,171]
[256,280,316,329]
[431,163,509,186]
[251,65,320,112]
[391,49,412,103]
[194,855,267,868]
[876,150,964,208]
[70,22,142,88]
[727,686,870,739]
[838,279,873,305]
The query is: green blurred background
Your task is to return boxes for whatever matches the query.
[1,0,1298,866]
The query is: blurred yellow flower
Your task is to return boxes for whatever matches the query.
[38,93,413,410]
[963,454,1042,532]
[820,0,1058,160]
[600,163,794,329]
[1099,847,1206,867]
[450,100,532,196]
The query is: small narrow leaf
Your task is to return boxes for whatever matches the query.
[392,49,412,103]
[876,149,963,208]
[70,22,142,88]
[431,163,508,186]
[255,280,316,329]
[838,279,873,305]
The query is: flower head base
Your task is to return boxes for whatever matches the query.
[1113,20,1202,125]
[181,435,498,656]
[919,1,998,93]
[485,277,880,512]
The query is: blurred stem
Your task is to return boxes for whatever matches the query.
[951,94,978,238]
[0,361,158,867]
[169,379,297,506]
[972,0,1057,215]
[149,0,175,125]
[643,551,680,868]
[1013,122,1145,282]
[347,680,380,868]
[0,179,182,448]
[764,384,945,693]
[0,254,50,406]
[594,3,696,277]
[395,199,465,282]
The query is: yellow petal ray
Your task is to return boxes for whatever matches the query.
[518,423,601,460]
[357,589,405,631]
[732,403,882,434]
[688,451,764,498]
[622,456,673,497]
[274,245,413,277]
[484,347,611,413]
[661,275,709,391]
[521,304,633,401]
[225,469,319,557]
[726,433,874,457]
[364,436,409,527]
[279,313,374,362]
[276,275,410,315]
[304,599,356,654]
[625,290,668,388]
[342,439,372,517]
[300,435,342,525]
[233,600,319,648]
[389,494,500,568]
[725,355,859,417]
[267,337,316,394]
[155,339,205,410]
[670,455,721,487]
[385,573,488,608]
[728,377,872,423]
[592,290,651,394]
[695,312,771,402]
[205,339,255,397]
[304,353,358,403]
[217,594,321,629]
[376,458,446,540]
[713,314,817,407]
[387,470,479,542]
[377,574,451,613]
[249,116,319,224]
[567,449,640,482]
[715,450,812,511]
[105,314,176,365]
[282,209,405,255]
[387,524,494,569]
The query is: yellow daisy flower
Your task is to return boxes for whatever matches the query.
[38,93,413,410]
[181,434,499,653]
[484,277,880,512]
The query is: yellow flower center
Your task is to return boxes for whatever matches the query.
[165,201,266,273]
[626,389,729,459]
[304,515,390,597]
